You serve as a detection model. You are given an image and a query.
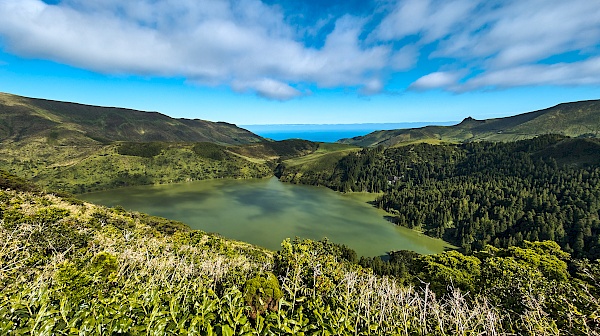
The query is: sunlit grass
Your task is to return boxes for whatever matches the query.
[1,185,599,334]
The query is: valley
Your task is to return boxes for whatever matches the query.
[1,93,600,258]
[2,0,599,333]
[1,93,600,334]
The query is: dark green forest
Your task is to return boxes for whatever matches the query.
[279,135,600,259]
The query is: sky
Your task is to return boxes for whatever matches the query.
[0,0,599,125]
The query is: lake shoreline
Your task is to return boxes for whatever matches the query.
[80,177,453,257]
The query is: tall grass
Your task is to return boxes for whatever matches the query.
[1,188,598,335]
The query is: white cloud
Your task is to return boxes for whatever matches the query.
[0,0,599,98]
[381,0,600,91]
[389,45,418,71]
[232,78,301,101]
[0,0,390,100]
[374,0,476,43]
[360,78,384,95]
[410,72,462,90]
[435,0,600,68]
[463,57,600,90]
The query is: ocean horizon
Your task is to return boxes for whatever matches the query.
[242,122,458,142]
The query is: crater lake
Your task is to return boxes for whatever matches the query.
[80,177,452,256]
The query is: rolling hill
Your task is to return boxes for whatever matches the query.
[0,92,264,145]
[340,99,600,147]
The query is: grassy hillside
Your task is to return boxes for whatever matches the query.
[0,92,264,145]
[276,143,362,185]
[228,139,321,162]
[341,99,600,147]
[1,172,599,334]
[0,139,273,194]
[0,92,349,193]
[0,135,341,194]
[2,92,599,333]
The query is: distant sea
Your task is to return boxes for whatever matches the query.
[242,122,458,143]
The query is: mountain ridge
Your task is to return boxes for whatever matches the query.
[339,99,600,147]
[0,92,264,145]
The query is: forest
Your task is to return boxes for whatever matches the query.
[278,135,600,259]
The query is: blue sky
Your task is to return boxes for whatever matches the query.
[0,0,599,125]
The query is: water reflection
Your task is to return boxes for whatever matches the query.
[81,177,453,256]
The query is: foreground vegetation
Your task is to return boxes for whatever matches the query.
[1,173,599,335]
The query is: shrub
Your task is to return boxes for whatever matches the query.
[91,252,119,279]
[117,142,163,157]
[243,273,282,319]
[0,169,37,192]
[193,142,227,160]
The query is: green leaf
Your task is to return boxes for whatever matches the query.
[219,324,234,336]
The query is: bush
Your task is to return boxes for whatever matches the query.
[193,142,227,160]
[0,170,37,192]
[117,142,163,157]
[243,273,282,319]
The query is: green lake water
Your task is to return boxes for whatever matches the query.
[80,177,452,256]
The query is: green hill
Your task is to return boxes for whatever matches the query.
[340,99,600,147]
[0,92,264,145]
[0,92,279,193]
